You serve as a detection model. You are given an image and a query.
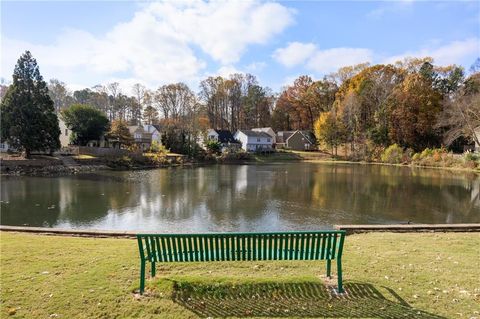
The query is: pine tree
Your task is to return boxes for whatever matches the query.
[1,51,60,157]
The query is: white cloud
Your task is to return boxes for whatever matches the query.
[214,65,243,78]
[273,42,317,67]
[307,48,373,73]
[147,1,294,65]
[273,38,478,76]
[273,42,372,73]
[367,0,415,19]
[385,38,480,66]
[245,61,267,72]
[1,1,294,89]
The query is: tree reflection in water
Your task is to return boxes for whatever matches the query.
[1,163,479,231]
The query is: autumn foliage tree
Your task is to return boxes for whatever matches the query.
[314,111,346,156]
[274,76,337,131]
[388,72,443,151]
[106,120,133,148]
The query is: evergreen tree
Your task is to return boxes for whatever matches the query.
[1,51,60,157]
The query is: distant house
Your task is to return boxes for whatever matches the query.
[143,124,163,145]
[128,125,152,151]
[276,130,316,151]
[1,117,72,152]
[59,118,72,148]
[0,141,10,153]
[275,131,294,149]
[252,127,276,144]
[203,129,241,152]
[234,130,273,152]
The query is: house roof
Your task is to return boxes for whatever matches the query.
[128,125,143,134]
[285,131,316,145]
[252,127,275,137]
[237,130,272,138]
[143,124,163,134]
[276,131,295,143]
[152,124,163,132]
[214,130,239,143]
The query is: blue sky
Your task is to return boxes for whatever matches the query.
[1,1,479,93]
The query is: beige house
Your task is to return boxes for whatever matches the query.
[59,118,72,148]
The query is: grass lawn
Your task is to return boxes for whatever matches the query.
[1,232,479,318]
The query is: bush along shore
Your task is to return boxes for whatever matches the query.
[0,153,191,176]
[377,144,480,171]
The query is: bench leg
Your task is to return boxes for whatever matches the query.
[337,258,343,293]
[151,261,156,278]
[140,259,145,294]
[326,259,331,278]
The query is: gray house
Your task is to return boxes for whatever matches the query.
[276,130,316,151]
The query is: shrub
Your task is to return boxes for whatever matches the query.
[106,155,133,169]
[205,140,221,154]
[464,150,480,162]
[219,150,251,162]
[149,141,169,154]
[381,144,404,164]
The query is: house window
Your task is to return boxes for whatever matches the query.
[257,138,261,142]
[267,138,271,142]
[65,129,68,136]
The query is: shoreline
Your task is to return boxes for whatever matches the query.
[302,158,480,174]
[1,153,479,176]
[1,224,479,238]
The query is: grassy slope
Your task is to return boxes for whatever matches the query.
[1,232,479,318]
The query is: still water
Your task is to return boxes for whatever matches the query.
[1,163,479,232]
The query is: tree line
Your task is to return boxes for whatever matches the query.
[1,51,479,158]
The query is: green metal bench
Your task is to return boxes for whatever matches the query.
[136,230,346,294]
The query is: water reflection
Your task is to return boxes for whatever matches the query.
[1,163,479,232]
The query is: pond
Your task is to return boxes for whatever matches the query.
[1,163,479,232]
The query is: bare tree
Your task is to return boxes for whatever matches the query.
[131,83,146,125]
[438,92,480,147]
[48,79,71,112]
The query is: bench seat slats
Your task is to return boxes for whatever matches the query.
[137,231,346,294]
[138,231,345,263]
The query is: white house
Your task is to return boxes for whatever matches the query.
[234,130,273,152]
[252,127,276,144]
[201,129,241,152]
[0,141,10,152]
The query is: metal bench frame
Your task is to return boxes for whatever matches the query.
[137,230,346,294]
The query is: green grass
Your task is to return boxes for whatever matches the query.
[1,232,479,318]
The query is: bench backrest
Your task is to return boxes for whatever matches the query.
[137,231,345,263]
